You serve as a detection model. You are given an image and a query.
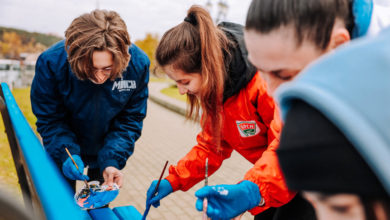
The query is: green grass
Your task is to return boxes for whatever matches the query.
[149,76,172,83]
[12,88,37,131]
[0,87,36,197]
[160,84,187,102]
[150,75,187,102]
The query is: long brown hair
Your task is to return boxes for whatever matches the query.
[65,9,131,82]
[156,5,230,146]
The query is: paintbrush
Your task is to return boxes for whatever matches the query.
[142,160,169,220]
[203,158,208,220]
[65,147,90,190]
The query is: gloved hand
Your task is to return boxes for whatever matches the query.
[62,155,89,181]
[195,180,261,220]
[146,179,173,208]
[84,189,119,208]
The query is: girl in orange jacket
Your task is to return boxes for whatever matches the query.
[145,5,309,220]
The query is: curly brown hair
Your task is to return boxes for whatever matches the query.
[65,9,131,81]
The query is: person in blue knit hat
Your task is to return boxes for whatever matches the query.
[276,26,390,220]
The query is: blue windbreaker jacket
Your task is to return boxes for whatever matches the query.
[31,40,150,171]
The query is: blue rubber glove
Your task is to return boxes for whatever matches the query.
[62,155,89,181]
[84,190,119,208]
[195,180,261,220]
[146,179,173,208]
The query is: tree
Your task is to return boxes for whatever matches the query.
[134,33,159,72]
[0,27,63,59]
[0,31,22,59]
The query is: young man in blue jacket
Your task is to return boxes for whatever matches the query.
[30,9,150,190]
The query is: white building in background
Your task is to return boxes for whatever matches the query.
[20,52,39,87]
[0,59,21,90]
[0,53,38,89]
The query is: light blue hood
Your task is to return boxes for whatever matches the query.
[276,27,390,195]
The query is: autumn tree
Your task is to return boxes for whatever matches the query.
[0,27,62,59]
[134,33,159,72]
[0,31,22,59]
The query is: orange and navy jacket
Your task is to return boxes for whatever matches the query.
[166,72,296,215]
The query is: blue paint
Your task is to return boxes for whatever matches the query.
[113,206,142,220]
[84,190,119,209]
[1,83,90,219]
[88,208,120,220]
[141,204,151,220]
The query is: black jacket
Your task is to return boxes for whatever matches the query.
[218,22,257,102]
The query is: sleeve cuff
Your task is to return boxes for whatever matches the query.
[59,153,70,165]
[165,174,181,192]
[99,159,120,173]
[249,206,270,215]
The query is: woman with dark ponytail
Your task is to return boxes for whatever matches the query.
[145,5,298,219]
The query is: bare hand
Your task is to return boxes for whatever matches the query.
[232,213,244,220]
[102,166,123,187]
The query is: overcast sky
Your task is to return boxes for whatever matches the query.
[0,0,252,41]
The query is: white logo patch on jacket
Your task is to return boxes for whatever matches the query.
[236,120,260,137]
[112,80,136,92]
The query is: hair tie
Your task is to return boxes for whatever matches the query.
[184,12,198,26]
